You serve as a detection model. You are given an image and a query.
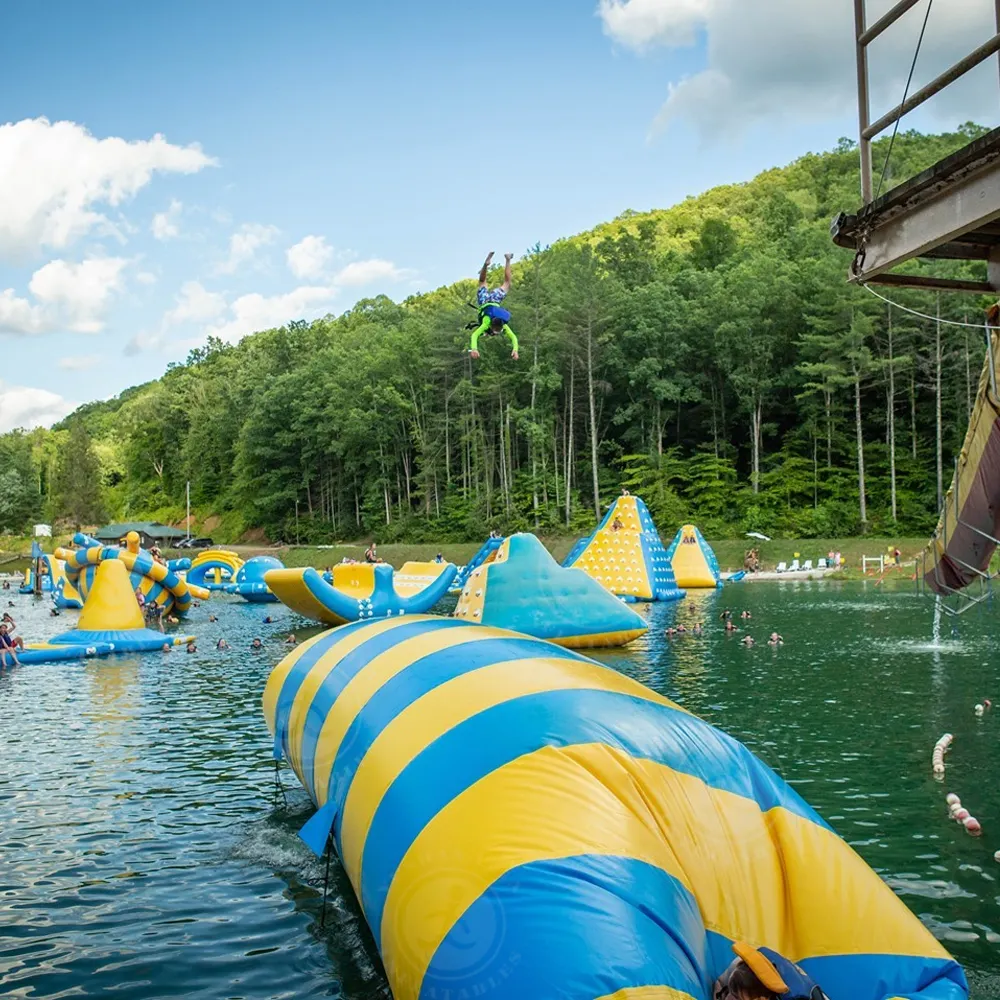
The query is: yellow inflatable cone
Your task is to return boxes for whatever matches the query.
[77,558,145,632]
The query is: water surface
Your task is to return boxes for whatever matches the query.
[2,582,1000,998]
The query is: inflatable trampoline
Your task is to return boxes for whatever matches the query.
[263,617,966,1000]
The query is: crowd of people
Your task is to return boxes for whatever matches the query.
[664,605,785,650]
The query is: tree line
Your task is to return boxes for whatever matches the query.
[1,125,992,544]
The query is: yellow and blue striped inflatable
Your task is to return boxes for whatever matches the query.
[263,617,967,1000]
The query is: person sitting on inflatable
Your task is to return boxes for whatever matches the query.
[468,251,518,361]
[714,943,829,1000]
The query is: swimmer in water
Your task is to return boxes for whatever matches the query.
[251,638,263,650]
[719,609,732,621]
[665,627,677,637]
[768,632,784,646]
[263,616,274,624]
[216,638,229,650]
[693,622,704,635]
[208,614,218,623]
[285,634,297,645]
[725,620,738,633]
[676,624,687,634]
[741,635,755,646]
[161,643,171,653]
[166,615,179,625]
[186,642,197,654]
[740,610,752,620]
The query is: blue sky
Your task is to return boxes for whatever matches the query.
[0,0,994,431]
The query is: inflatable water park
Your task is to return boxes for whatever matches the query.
[264,616,966,1000]
[666,523,724,590]
[224,554,283,602]
[563,493,686,602]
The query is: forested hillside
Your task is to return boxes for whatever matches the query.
[1,125,991,544]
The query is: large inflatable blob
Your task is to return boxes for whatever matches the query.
[186,549,244,590]
[19,559,195,664]
[454,533,646,647]
[224,555,283,603]
[265,562,456,626]
[450,536,505,593]
[56,532,209,616]
[263,617,966,1000]
[665,524,723,589]
[564,494,685,602]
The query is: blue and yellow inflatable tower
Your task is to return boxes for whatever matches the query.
[563,494,685,602]
[263,617,966,1000]
[665,523,723,589]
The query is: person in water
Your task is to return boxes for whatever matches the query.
[216,638,229,650]
[719,609,733,621]
[285,634,297,645]
[186,642,197,654]
[725,620,739,633]
[768,632,784,646]
[469,251,518,361]
[713,942,829,999]
[161,643,171,653]
[741,635,755,646]
[251,638,263,651]
[740,610,752,620]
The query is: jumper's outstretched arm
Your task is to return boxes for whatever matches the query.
[503,323,519,359]
[469,316,490,358]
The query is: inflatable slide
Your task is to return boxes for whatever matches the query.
[18,554,65,595]
[450,536,504,593]
[265,561,456,626]
[56,532,209,616]
[563,494,685,602]
[454,533,646,647]
[665,524,723,589]
[263,617,966,1000]
[186,549,244,590]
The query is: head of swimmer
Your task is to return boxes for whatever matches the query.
[714,961,781,1000]
[714,951,827,1000]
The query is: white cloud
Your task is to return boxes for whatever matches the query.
[287,234,334,280]
[206,285,337,343]
[0,383,75,433]
[599,0,997,136]
[0,117,215,261]
[0,256,127,336]
[58,354,100,371]
[599,0,710,50]
[136,270,157,285]
[216,222,279,275]
[151,199,183,240]
[164,280,227,326]
[334,258,409,288]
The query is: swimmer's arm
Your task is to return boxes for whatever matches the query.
[469,316,490,357]
[503,324,519,358]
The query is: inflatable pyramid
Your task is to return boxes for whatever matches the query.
[454,533,647,648]
[563,495,685,602]
[665,524,723,589]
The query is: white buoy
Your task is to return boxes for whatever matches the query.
[946,793,960,806]
[976,704,985,717]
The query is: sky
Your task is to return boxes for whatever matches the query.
[1,0,997,433]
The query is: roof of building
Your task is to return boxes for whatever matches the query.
[94,521,187,541]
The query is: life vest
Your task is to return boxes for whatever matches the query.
[464,301,512,334]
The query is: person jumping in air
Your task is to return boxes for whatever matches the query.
[468,251,518,361]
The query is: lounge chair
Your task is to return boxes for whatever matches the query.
[803,559,813,571]
[776,561,788,574]
[817,558,827,569]
[789,559,801,572]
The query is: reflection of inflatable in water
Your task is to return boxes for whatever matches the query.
[18,554,65,595]
[665,524,723,589]
[224,555,283,603]
[454,533,646,648]
[186,549,244,590]
[450,536,505,593]
[56,532,209,616]
[20,559,195,664]
[263,617,967,1000]
[265,561,456,626]
[564,494,685,602]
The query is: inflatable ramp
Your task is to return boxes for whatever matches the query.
[450,536,504,593]
[263,617,966,1000]
[921,325,1000,608]
[563,494,685,601]
[265,561,456,626]
[454,532,646,647]
[665,524,723,589]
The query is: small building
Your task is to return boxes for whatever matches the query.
[94,522,187,549]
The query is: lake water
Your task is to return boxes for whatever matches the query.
[2,582,1000,999]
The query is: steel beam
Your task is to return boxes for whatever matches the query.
[864,33,1000,140]
[855,0,873,203]
[858,0,923,46]
[850,160,1000,282]
[867,273,997,293]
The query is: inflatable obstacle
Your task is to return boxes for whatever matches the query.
[450,536,504,593]
[19,559,195,664]
[263,617,967,1000]
[186,549,244,590]
[563,494,685,602]
[264,561,456,626]
[454,533,646,647]
[665,524,723,589]
[56,532,210,616]
[224,555,283,603]
[18,554,65,595]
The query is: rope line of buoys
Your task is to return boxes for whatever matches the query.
[932,733,952,777]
